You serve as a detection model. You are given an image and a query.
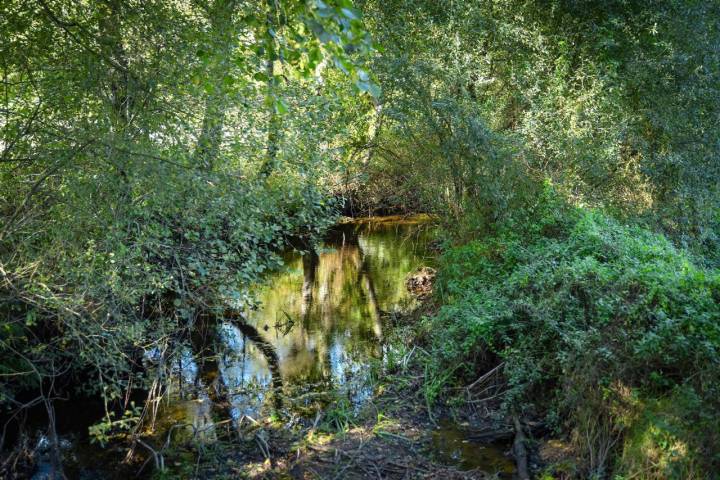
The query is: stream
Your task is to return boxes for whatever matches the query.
[155,216,438,430]
[30,216,515,479]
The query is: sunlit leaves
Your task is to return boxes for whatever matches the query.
[269,0,380,96]
[0,0,351,412]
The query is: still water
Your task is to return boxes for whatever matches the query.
[35,216,515,478]
[163,216,437,431]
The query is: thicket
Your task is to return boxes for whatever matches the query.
[349,0,720,261]
[343,1,720,477]
[424,187,720,477]
[2,0,720,478]
[0,0,377,466]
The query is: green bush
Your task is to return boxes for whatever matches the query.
[425,190,720,477]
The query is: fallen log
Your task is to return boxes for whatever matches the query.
[467,428,514,442]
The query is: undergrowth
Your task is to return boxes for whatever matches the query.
[421,186,720,478]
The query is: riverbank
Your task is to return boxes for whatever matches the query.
[414,194,720,479]
[152,303,519,479]
[12,205,715,480]
[7,216,524,479]
[140,216,521,479]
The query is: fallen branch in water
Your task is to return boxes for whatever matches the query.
[136,438,164,473]
[467,427,515,442]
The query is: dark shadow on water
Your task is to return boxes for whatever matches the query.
[430,419,516,477]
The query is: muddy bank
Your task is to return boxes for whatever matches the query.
[152,369,518,479]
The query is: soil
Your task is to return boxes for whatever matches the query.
[178,383,517,480]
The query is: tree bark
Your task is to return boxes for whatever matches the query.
[259,0,282,178]
[192,0,237,171]
[513,416,531,480]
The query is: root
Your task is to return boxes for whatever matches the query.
[513,416,530,480]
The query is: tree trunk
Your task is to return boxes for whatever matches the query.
[259,0,281,178]
[192,0,237,171]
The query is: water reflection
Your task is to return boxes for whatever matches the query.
[245,219,434,390]
[166,216,435,433]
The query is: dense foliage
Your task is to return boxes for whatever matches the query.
[0,0,376,435]
[425,188,720,477]
[347,4,720,474]
[2,0,719,478]
[346,0,720,259]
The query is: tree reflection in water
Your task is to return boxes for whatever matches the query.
[172,217,435,436]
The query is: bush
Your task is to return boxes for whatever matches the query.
[425,190,720,477]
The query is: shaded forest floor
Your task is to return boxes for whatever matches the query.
[175,378,517,480]
[155,303,525,479]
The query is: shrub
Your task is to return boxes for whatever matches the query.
[425,191,720,477]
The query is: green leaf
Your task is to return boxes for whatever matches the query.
[274,98,289,115]
[334,57,351,74]
[356,80,381,98]
[340,8,360,20]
